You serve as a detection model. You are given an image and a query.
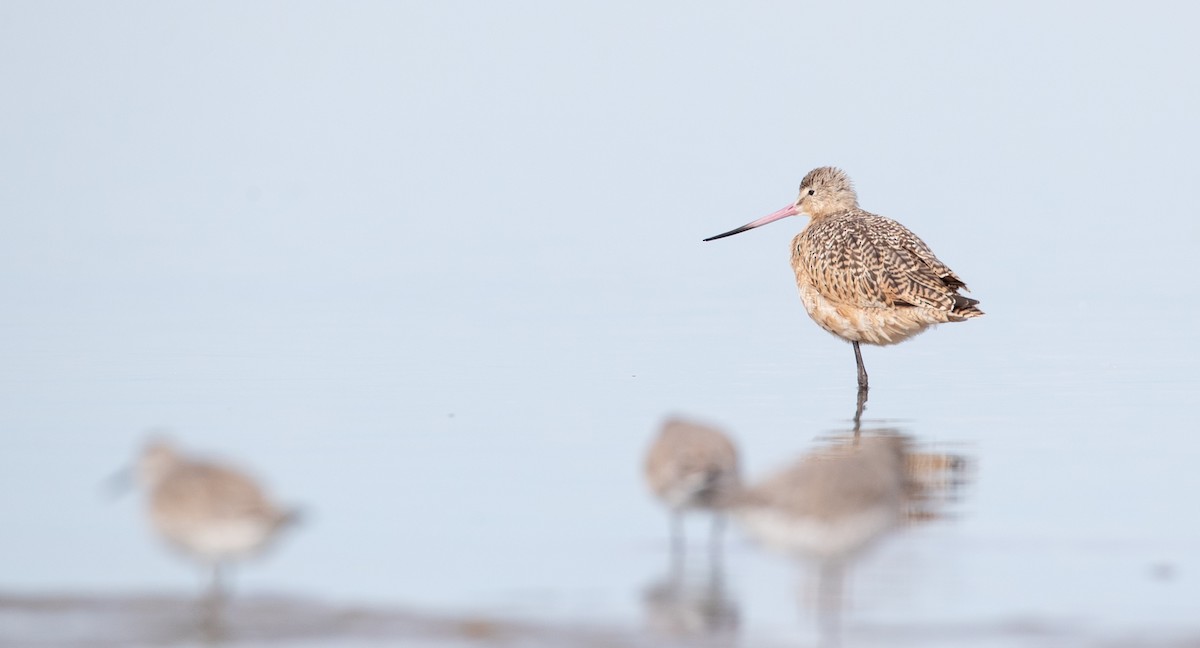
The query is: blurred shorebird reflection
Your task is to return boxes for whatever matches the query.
[641,554,739,642]
[643,417,741,567]
[904,444,973,523]
[734,433,911,646]
[134,436,300,622]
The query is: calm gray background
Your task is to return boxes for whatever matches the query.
[2,2,1198,645]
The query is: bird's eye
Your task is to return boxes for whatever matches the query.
[807,189,815,196]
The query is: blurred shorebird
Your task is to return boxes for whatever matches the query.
[705,167,982,391]
[135,438,299,601]
[644,418,741,563]
[735,435,909,564]
[734,434,912,643]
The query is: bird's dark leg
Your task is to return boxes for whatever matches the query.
[669,511,685,577]
[708,513,725,571]
[202,563,228,641]
[853,385,867,438]
[852,341,869,391]
[852,341,869,438]
[209,563,224,605]
[816,560,845,648]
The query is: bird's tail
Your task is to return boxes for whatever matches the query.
[950,294,984,319]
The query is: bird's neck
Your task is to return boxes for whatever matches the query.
[809,204,860,221]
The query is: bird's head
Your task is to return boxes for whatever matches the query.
[795,166,858,219]
[137,437,181,489]
[704,166,858,241]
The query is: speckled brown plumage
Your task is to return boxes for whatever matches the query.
[705,166,982,388]
[790,168,981,346]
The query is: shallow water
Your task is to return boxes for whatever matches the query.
[4,2,1200,646]
[3,273,1198,647]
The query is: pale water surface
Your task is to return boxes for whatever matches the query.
[2,2,1199,646]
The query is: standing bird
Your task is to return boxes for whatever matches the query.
[735,435,910,564]
[733,434,912,643]
[135,438,299,603]
[644,417,741,565]
[705,167,982,391]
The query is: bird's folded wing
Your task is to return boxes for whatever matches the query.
[805,216,967,311]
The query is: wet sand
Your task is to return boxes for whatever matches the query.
[4,591,1197,648]
[0,592,648,648]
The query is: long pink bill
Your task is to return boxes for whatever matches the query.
[703,204,800,241]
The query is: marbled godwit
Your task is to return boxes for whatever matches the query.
[135,438,299,600]
[705,167,983,390]
[644,417,741,562]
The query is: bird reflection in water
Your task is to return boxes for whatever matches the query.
[904,444,973,523]
[642,417,742,641]
[735,425,971,646]
[735,433,909,645]
[641,559,739,643]
[639,413,971,645]
[130,436,301,640]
